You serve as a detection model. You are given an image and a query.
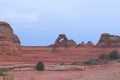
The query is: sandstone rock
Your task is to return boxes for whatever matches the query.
[77,41,85,47]
[67,40,76,47]
[86,41,94,47]
[51,34,76,47]
[0,21,21,55]
[77,41,94,48]
[96,33,120,47]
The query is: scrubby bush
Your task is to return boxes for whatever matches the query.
[71,61,81,65]
[35,61,44,71]
[84,59,98,65]
[57,62,65,65]
[98,53,108,60]
[109,50,119,60]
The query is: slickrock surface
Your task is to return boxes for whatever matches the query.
[21,46,120,64]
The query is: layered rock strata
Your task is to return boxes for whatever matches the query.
[0,21,21,55]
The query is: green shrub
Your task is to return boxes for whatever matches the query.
[109,50,118,60]
[98,53,108,60]
[35,61,44,71]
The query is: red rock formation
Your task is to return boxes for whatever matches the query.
[77,41,94,48]
[96,33,120,47]
[51,34,76,47]
[0,21,21,56]
[77,41,85,47]
[67,40,76,47]
[86,41,94,47]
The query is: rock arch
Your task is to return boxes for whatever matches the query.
[50,34,76,48]
[54,34,68,47]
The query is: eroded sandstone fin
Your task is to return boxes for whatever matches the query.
[0,21,21,56]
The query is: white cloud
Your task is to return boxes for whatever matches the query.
[0,0,85,27]
[0,0,85,16]
[0,0,120,26]
[0,11,39,26]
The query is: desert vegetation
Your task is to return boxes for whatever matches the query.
[84,50,120,66]
[109,50,119,59]
[35,61,44,71]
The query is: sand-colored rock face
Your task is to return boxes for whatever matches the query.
[96,33,120,47]
[0,21,21,56]
[51,34,76,47]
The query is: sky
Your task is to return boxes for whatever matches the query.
[0,0,120,46]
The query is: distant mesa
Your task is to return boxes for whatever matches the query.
[96,33,120,47]
[77,41,94,48]
[0,21,21,56]
[50,34,76,47]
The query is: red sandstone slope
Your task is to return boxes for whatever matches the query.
[21,46,120,64]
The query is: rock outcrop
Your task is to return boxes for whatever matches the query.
[51,34,76,47]
[0,21,21,55]
[77,41,94,48]
[96,33,120,47]
[67,40,76,47]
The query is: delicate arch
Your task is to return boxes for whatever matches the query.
[54,34,68,47]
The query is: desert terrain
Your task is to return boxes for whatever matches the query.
[0,21,120,80]
[11,63,120,80]
[0,61,120,80]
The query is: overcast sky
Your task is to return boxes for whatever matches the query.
[0,0,120,46]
